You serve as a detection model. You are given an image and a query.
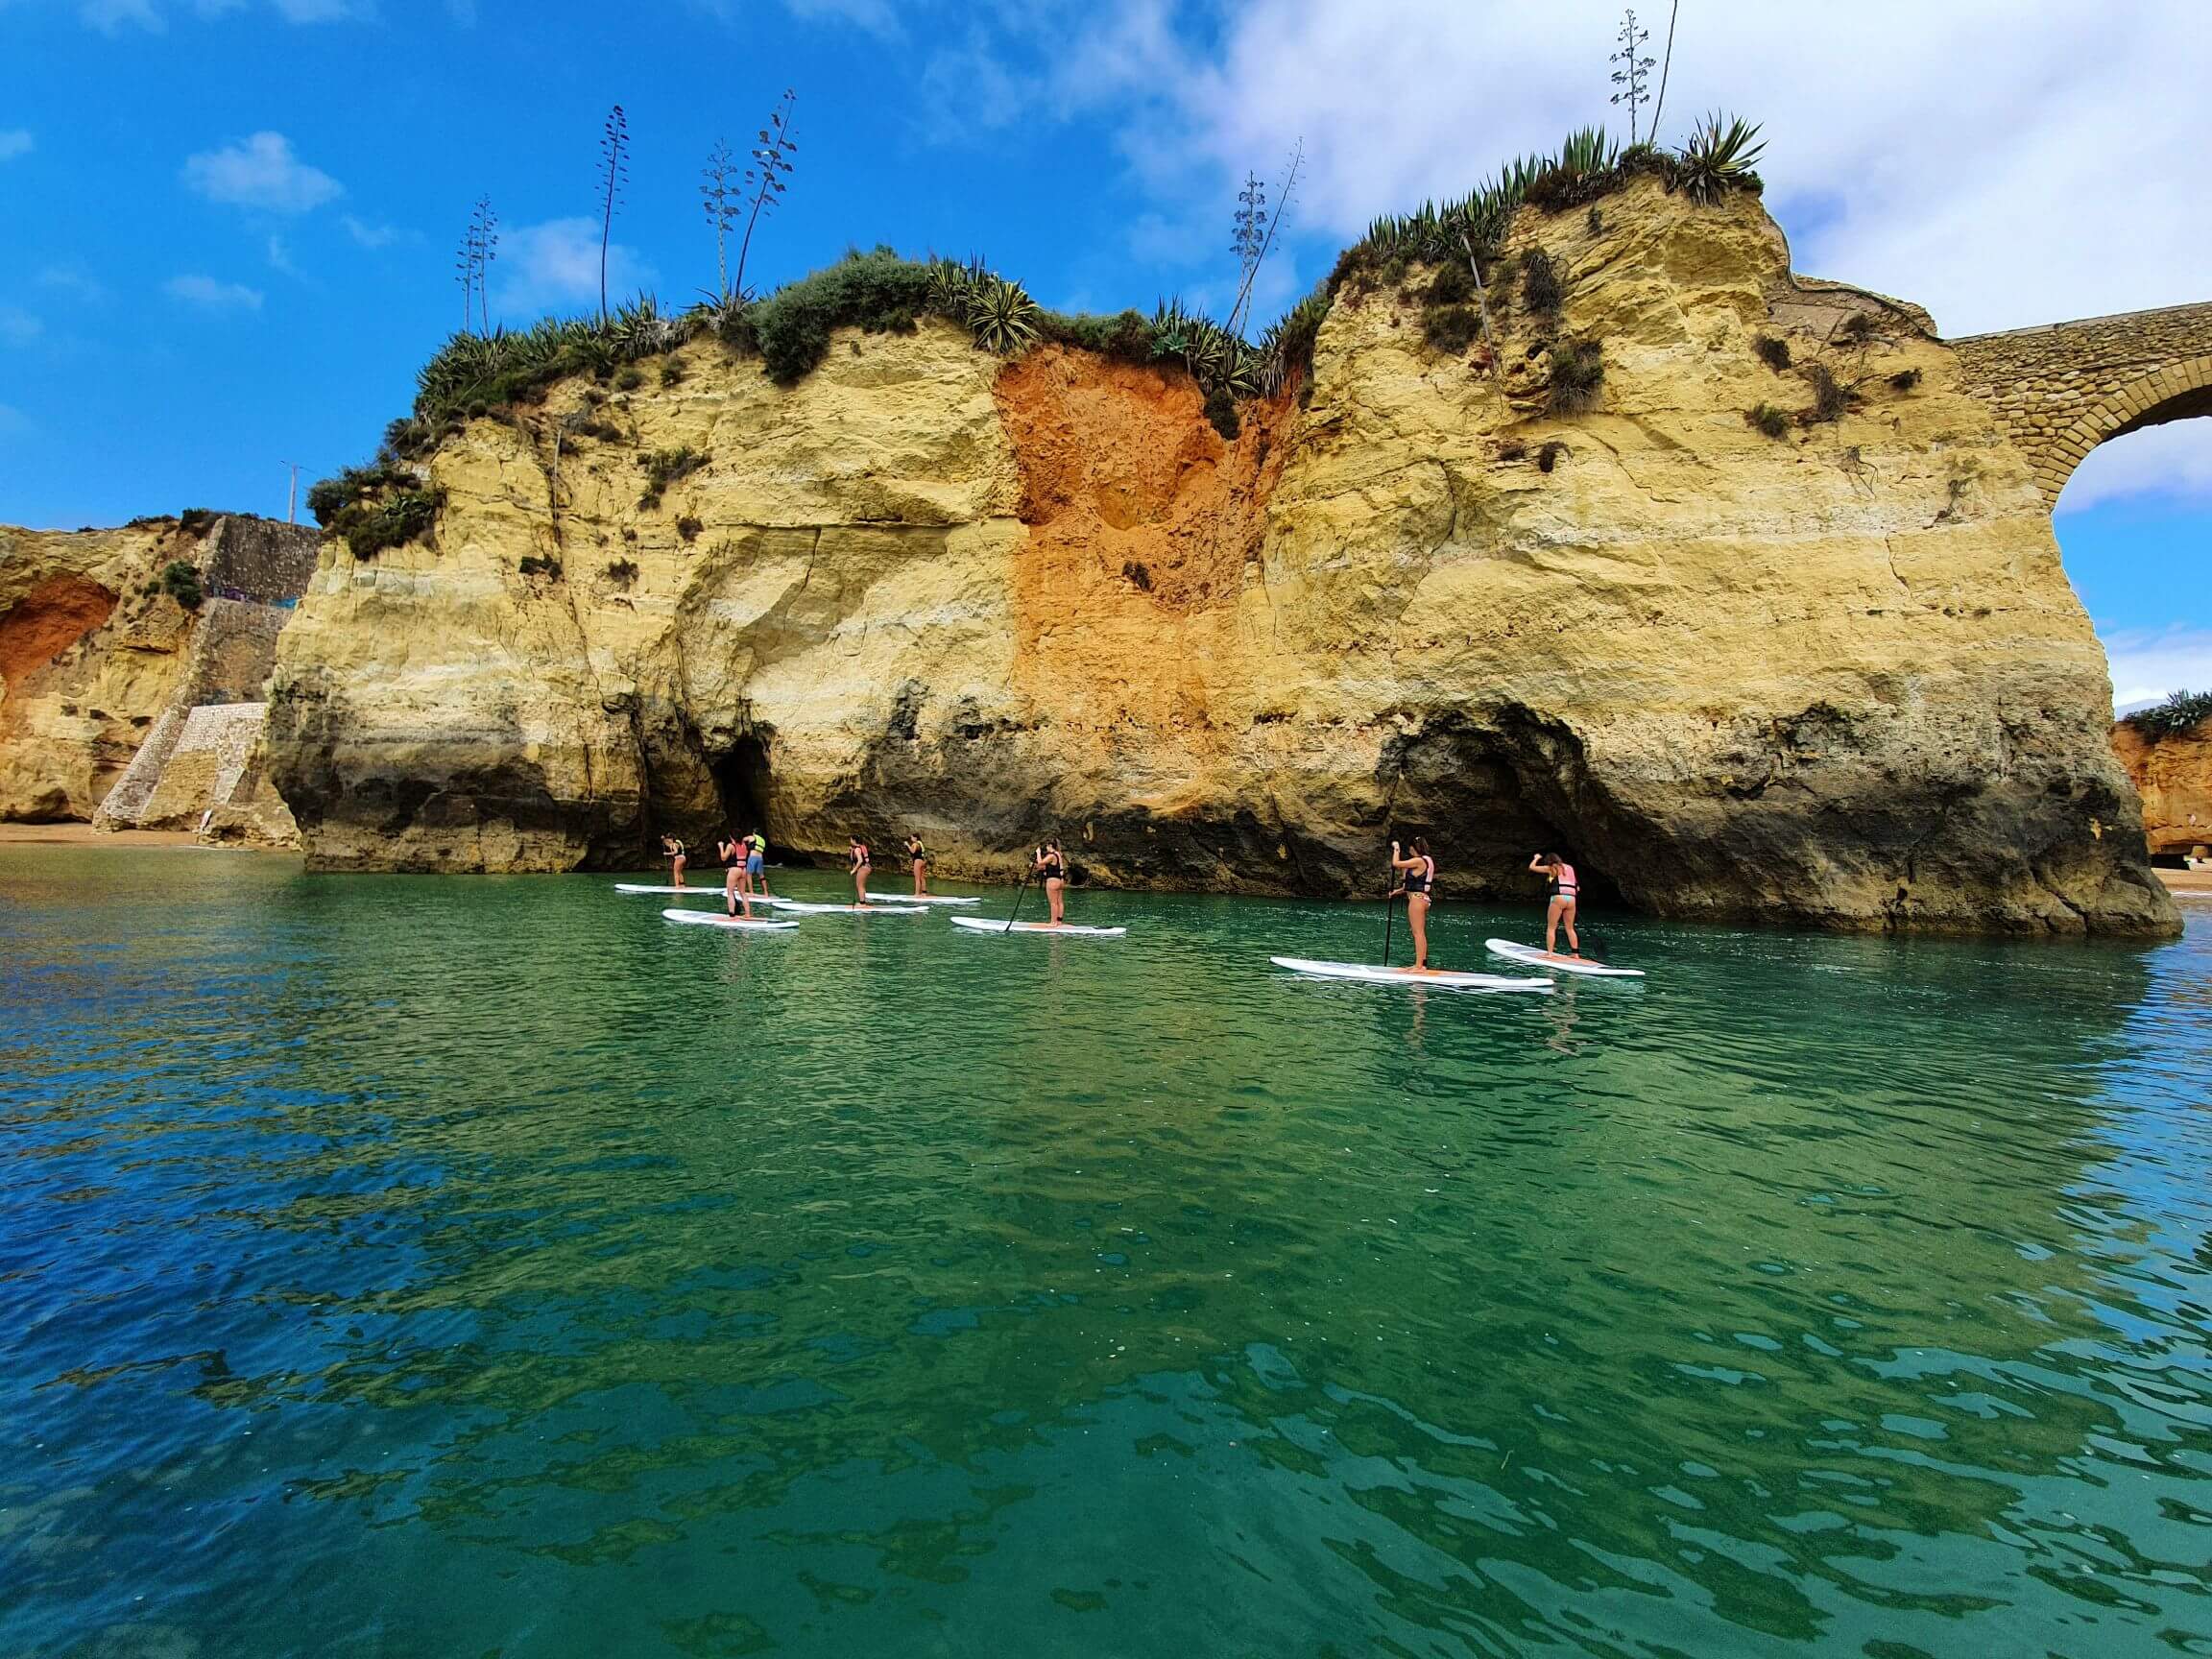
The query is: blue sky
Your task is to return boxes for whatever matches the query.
[2,0,2205,702]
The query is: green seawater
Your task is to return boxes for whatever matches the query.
[3,847,2208,1658]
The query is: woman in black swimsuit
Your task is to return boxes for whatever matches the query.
[1388,837,1438,972]
[661,834,687,888]
[849,836,872,906]
[1035,839,1068,926]
[905,833,928,898]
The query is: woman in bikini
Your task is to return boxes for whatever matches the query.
[1388,837,1438,972]
[849,836,872,905]
[1529,852,1580,958]
[905,833,928,898]
[661,834,687,888]
[1036,839,1068,926]
[716,831,755,919]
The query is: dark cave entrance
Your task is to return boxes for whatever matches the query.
[709,733,774,844]
[1378,712,1633,912]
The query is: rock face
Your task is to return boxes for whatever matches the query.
[2112,719,2212,856]
[0,521,197,821]
[265,180,2176,935]
[0,515,318,837]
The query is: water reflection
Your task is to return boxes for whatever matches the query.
[1,850,2206,1656]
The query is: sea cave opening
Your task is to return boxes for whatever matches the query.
[709,733,775,846]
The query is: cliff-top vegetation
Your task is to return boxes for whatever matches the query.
[313,113,1764,548]
[2124,689,2212,738]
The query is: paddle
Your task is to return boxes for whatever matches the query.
[1380,838,1399,967]
[1003,851,1036,934]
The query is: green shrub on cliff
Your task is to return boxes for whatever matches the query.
[2126,689,2212,738]
[1547,339,1604,413]
[738,248,934,382]
[637,445,707,508]
[146,561,204,611]
[309,463,445,559]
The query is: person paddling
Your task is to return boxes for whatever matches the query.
[661,834,688,888]
[849,836,873,906]
[1035,839,1068,926]
[1529,852,1580,958]
[905,832,928,898]
[1387,837,1438,973]
[715,831,756,920]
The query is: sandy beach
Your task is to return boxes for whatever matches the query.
[1,823,214,849]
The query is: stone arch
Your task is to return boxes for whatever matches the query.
[1948,301,2212,507]
[2035,352,2212,504]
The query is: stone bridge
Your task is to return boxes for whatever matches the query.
[1950,301,2212,506]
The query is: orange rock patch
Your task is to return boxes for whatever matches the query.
[992,347,1295,741]
[0,575,117,696]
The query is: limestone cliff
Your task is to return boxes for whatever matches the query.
[265,180,2176,935]
[0,520,198,820]
[0,514,318,837]
[2112,718,2212,856]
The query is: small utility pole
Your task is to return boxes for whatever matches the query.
[280,461,302,523]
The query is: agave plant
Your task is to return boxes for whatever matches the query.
[607,293,694,360]
[926,256,987,321]
[689,290,751,344]
[1674,113,1765,205]
[963,273,1041,353]
[1181,317,1236,388]
[1554,125,1621,181]
[1148,298,1196,363]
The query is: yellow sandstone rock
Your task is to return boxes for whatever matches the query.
[2112,718,2212,858]
[264,181,2176,934]
[0,521,197,821]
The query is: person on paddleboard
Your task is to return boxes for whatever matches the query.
[1388,838,1438,972]
[1035,839,1068,926]
[1529,852,1580,958]
[849,836,873,905]
[746,828,769,898]
[905,832,928,898]
[661,834,688,888]
[717,831,756,920]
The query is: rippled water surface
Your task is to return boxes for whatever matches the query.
[3,848,2209,1658]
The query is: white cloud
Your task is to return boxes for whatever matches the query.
[0,304,41,345]
[2104,625,2212,711]
[164,273,264,310]
[492,217,657,319]
[2059,423,2212,515]
[81,0,164,30]
[1017,0,2212,509]
[0,130,31,161]
[37,263,108,303]
[182,131,342,213]
[691,0,899,36]
[340,212,408,249]
[75,0,367,24]
[266,232,301,276]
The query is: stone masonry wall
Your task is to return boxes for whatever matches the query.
[1951,301,2212,503]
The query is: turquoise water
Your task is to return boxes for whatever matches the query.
[3,848,2208,1658]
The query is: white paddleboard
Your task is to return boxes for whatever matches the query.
[616,882,716,895]
[950,916,1126,937]
[1484,938,1646,977]
[1271,956,1552,992]
[661,907,798,932]
[770,901,926,915]
[860,893,982,906]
